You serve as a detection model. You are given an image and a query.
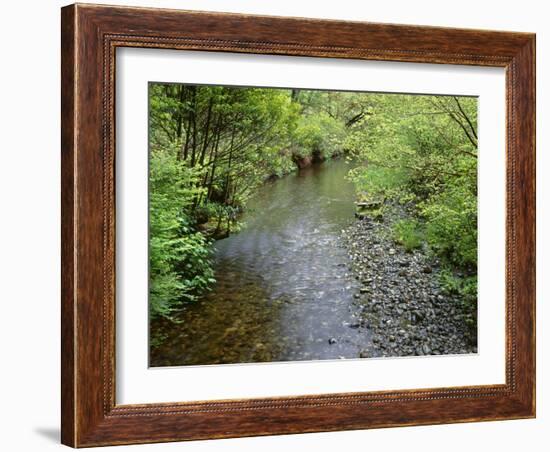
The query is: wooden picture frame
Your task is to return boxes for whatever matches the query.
[61,3,535,447]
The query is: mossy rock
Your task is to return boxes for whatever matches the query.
[355,205,384,220]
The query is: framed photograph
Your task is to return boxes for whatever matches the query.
[61,3,535,447]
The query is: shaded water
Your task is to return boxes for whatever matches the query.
[151,158,372,366]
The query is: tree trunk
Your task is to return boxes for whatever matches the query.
[198,96,214,166]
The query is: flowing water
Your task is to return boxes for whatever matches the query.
[150,158,372,366]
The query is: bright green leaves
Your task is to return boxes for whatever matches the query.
[149,146,214,319]
[392,219,424,252]
[347,93,478,272]
[422,183,477,268]
[292,111,347,160]
[148,84,479,320]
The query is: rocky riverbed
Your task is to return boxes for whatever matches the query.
[342,208,477,358]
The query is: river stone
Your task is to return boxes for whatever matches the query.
[341,203,476,360]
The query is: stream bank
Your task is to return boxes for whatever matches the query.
[342,206,477,358]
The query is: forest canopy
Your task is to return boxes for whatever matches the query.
[149,83,478,319]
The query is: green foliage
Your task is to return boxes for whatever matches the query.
[422,184,477,268]
[148,84,359,318]
[347,93,478,305]
[349,165,408,201]
[392,219,423,252]
[148,84,479,318]
[149,148,215,318]
[439,269,477,309]
[347,94,478,269]
[292,111,347,159]
[439,269,477,338]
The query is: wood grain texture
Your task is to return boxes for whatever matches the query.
[60,3,536,447]
[60,5,76,447]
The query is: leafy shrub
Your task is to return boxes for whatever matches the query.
[422,184,477,268]
[392,219,423,252]
[292,112,346,160]
[345,93,478,270]
[439,269,477,342]
[149,149,215,319]
[439,269,477,309]
[348,165,408,201]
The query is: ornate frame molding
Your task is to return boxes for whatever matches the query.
[61,4,535,447]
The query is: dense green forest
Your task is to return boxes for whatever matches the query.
[149,83,478,319]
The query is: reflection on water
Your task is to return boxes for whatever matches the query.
[150,158,371,366]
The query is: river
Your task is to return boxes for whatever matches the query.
[150,158,373,366]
